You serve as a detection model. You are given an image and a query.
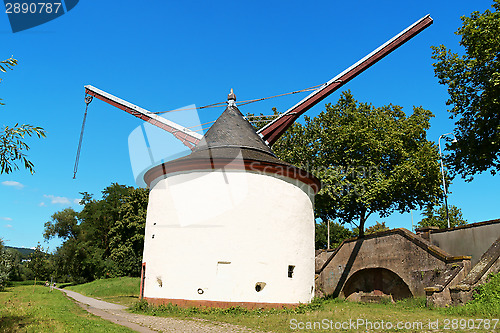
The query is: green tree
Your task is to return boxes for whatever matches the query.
[418,204,468,229]
[431,1,500,180]
[0,57,46,174]
[108,187,148,276]
[5,248,22,281]
[0,239,12,290]
[48,237,94,284]
[78,184,136,259]
[45,184,149,282]
[352,221,390,237]
[26,244,52,281]
[272,92,443,237]
[365,221,390,234]
[43,208,80,241]
[44,208,89,283]
[0,57,18,103]
[315,221,353,250]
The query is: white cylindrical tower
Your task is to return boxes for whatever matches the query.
[140,98,320,308]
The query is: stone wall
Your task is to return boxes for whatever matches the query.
[315,228,471,301]
[447,237,500,306]
[428,219,500,266]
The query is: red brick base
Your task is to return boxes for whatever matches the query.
[144,297,301,309]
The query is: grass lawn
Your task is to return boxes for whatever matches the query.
[62,275,500,332]
[0,282,134,332]
[131,297,499,333]
[65,277,140,307]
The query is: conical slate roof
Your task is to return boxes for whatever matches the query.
[193,105,274,156]
[143,95,321,193]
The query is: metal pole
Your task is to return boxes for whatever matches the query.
[327,220,330,250]
[439,133,456,229]
[411,211,414,232]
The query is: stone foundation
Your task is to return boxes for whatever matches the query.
[144,297,300,309]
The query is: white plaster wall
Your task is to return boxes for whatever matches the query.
[142,168,316,304]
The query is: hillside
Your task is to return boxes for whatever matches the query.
[66,277,140,306]
[5,246,35,259]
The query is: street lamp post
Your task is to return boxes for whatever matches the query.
[438,133,457,229]
[327,220,330,250]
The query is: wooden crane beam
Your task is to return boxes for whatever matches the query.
[257,14,433,146]
[84,85,202,150]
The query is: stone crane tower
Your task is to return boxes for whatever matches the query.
[80,15,433,308]
[140,91,320,308]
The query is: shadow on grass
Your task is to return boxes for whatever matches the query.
[0,314,34,332]
[11,280,46,286]
[57,282,76,289]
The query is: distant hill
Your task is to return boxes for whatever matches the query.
[5,246,35,259]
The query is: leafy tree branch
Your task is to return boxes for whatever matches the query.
[0,58,46,174]
[432,0,500,180]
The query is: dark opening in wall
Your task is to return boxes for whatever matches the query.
[255,282,266,292]
[343,267,412,301]
[288,265,295,278]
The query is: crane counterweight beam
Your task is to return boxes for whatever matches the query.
[84,85,202,149]
[257,14,433,146]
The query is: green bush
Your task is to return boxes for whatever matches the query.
[130,297,326,316]
[446,272,500,317]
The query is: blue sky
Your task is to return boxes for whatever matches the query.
[0,0,498,249]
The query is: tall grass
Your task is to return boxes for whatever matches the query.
[59,274,500,332]
[0,284,134,332]
[130,296,326,316]
[130,296,481,333]
[446,272,500,317]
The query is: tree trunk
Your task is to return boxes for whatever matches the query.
[358,209,367,238]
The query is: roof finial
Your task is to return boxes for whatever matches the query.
[227,88,236,107]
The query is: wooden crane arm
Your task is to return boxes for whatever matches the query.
[257,14,433,146]
[84,85,202,150]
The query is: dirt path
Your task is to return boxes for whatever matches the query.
[57,288,266,333]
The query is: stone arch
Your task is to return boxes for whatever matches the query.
[343,267,412,301]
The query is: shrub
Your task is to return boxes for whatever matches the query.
[446,272,500,316]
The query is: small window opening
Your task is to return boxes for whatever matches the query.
[255,282,266,292]
[288,265,295,278]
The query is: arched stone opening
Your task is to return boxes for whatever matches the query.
[343,267,412,302]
